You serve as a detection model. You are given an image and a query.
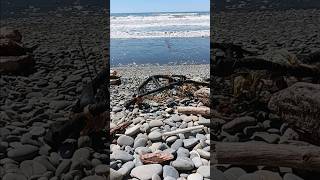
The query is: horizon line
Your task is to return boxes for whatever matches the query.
[110,10,209,14]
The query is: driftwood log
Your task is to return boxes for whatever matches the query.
[0,27,22,42]
[177,106,210,117]
[212,57,320,78]
[194,87,210,106]
[268,82,320,145]
[215,142,320,172]
[0,39,29,56]
[0,55,35,74]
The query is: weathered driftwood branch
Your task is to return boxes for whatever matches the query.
[215,142,320,172]
[162,125,204,137]
[177,106,210,116]
[212,57,320,77]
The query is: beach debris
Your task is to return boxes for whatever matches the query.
[110,70,121,85]
[140,152,174,164]
[177,106,210,117]
[124,74,209,108]
[212,43,320,78]
[110,121,132,139]
[268,82,320,145]
[0,27,22,42]
[194,87,210,106]
[0,27,38,74]
[215,142,320,172]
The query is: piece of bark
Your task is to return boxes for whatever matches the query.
[215,142,320,172]
[194,87,210,106]
[0,27,22,42]
[140,152,174,164]
[0,55,35,74]
[177,106,210,117]
[268,82,320,145]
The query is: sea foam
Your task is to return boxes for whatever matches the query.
[111,12,210,39]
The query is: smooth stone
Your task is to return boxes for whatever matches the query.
[140,123,150,133]
[164,177,177,180]
[94,164,109,176]
[152,174,162,180]
[91,159,102,167]
[117,135,134,147]
[196,149,210,159]
[196,134,207,141]
[183,138,199,149]
[163,165,179,179]
[111,150,134,162]
[197,166,210,178]
[148,131,162,141]
[187,173,203,180]
[125,125,141,136]
[29,127,45,137]
[112,107,122,113]
[117,161,135,176]
[0,142,8,152]
[0,128,10,138]
[49,152,61,167]
[192,157,203,168]
[82,175,105,180]
[55,159,71,177]
[72,148,90,161]
[198,117,210,126]
[254,170,282,180]
[2,173,27,180]
[7,145,38,162]
[133,117,145,124]
[110,168,123,180]
[283,173,304,180]
[181,115,193,122]
[212,167,228,180]
[135,147,152,155]
[166,136,178,143]
[77,136,91,148]
[133,138,147,149]
[149,120,163,128]
[171,157,194,171]
[223,167,246,180]
[171,139,183,150]
[34,156,56,171]
[238,174,260,180]
[171,114,182,122]
[20,160,47,178]
[130,164,163,180]
[177,147,190,158]
[49,101,71,111]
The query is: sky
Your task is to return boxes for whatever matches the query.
[111,0,210,13]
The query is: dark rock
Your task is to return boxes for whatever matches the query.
[7,145,38,162]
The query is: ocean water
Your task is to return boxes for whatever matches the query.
[110,12,210,66]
